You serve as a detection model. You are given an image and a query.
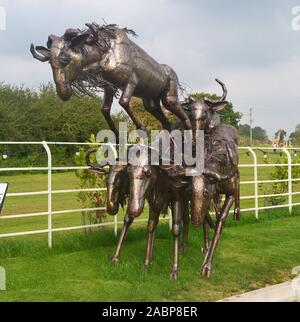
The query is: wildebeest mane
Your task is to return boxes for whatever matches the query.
[68,23,137,98]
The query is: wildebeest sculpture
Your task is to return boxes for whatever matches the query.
[125,153,191,279]
[183,80,240,277]
[86,149,133,262]
[31,23,192,137]
[86,145,190,279]
[85,79,240,279]
[86,149,128,216]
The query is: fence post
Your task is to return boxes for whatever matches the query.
[169,207,172,231]
[42,141,52,248]
[283,148,293,214]
[248,147,259,220]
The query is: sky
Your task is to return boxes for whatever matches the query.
[0,0,300,138]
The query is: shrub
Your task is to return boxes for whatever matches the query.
[74,135,107,233]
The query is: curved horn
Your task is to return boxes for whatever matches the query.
[86,148,108,175]
[215,78,227,102]
[204,79,227,106]
[30,44,50,62]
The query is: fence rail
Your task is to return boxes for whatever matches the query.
[0,141,299,248]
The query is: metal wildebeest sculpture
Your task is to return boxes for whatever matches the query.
[183,79,240,277]
[86,144,190,279]
[30,23,192,137]
[86,149,128,216]
[123,149,191,280]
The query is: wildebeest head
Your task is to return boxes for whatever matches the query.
[183,79,228,134]
[106,164,128,216]
[30,27,99,101]
[86,148,128,216]
[127,164,158,218]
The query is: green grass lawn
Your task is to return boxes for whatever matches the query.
[0,209,300,302]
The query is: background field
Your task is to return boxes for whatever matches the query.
[1,149,300,236]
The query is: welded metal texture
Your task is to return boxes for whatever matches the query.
[86,148,128,216]
[125,159,191,279]
[86,143,191,279]
[85,77,241,279]
[183,80,240,277]
[31,23,192,136]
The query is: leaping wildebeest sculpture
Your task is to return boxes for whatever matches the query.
[30,23,192,137]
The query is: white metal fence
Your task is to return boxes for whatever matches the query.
[0,141,300,248]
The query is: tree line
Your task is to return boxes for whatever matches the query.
[0,83,108,166]
[0,82,274,167]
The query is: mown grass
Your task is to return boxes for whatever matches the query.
[0,209,300,302]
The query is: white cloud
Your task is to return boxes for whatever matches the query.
[0,0,300,137]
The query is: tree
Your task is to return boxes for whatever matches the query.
[238,124,269,144]
[275,129,287,146]
[0,82,107,166]
[290,124,300,146]
[0,83,107,142]
[239,124,250,137]
[252,126,268,142]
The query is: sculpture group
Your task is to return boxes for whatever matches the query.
[31,23,240,279]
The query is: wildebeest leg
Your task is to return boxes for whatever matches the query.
[170,200,183,280]
[162,79,191,130]
[181,198,190,253]
[119,78,146,132]
[202,218,210,255]
[213,194,222,214]
[144,208,160,267]
[143,99,171,131]
[111,213,134,263]
[102,87,119,139]
[201,195,235,277]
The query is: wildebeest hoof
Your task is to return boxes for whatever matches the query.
[144,259,153,268]
[201,263,212,278]
[111,256,119,264]
[170,270,178,280]
[234,209,241,221]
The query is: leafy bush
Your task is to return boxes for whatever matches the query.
[266,155,300,206]
[74,135,107,233]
